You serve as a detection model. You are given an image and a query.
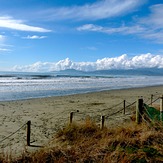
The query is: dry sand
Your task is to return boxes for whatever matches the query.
[0,85,163,156]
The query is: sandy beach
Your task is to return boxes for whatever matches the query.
[0,85,163,156]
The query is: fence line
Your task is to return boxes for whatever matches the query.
[67,99,136,125]
[0,123,26,144]
[147,97,160,105]
[106,108,124,118]
[69,99,136,122]
[105,100,136,119]
[144,98,151,104]
[0,94,162,149]
[137,95,163,124]
[124,101,136,109]
[104,101,124,111]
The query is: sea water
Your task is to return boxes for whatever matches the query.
[0,71,163,101]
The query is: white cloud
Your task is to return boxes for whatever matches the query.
[0,33,26,53]
[0,16,51,32]
[0,35,12,53]
[77,3,163,43]
[140,4,163,28]
[12,61,55,72]
[12,53,163,72]
[137,4,163,43]
[77,24,145,34]
[40,0,145,21]
[0,35,6,42]
[77,24,103,32]
[23,35,47,39]
[0,48,11,52]
[141,31,163,43]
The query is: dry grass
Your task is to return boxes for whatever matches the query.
[0,118,163,163]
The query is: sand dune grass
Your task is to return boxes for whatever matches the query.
[0,117,163,163]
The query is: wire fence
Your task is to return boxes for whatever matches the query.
[0,124,26,144]
[0,93,162,153]
[137,94,163,128]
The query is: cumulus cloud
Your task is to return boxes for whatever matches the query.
[12,62,56,72]
[40,0,145,21]
[23,35,47,39]
[0,16,51,32]
[12,53,163,72]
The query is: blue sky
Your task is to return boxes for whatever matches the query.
[0,0,163,71]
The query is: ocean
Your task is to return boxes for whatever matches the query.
[0,70,163,101]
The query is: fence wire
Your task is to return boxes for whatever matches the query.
[0,123,26,144]
[150,97,160,104]
[144,103,162,121]
[100,101,124,112]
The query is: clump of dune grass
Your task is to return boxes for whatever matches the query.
[56,117,99,142]
[0,118,163,163]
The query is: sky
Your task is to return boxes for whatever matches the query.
[0,0,163,72]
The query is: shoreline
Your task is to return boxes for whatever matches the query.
[1,84,163,103]
[0,85,163,156]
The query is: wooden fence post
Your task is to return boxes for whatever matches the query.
[136,98,144,124]
[101,116,105,130]
[27,121,31,146]
[123,100,126,115]
[160,95,163,121]
[151,94,153,106]
[70,112,73,124]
